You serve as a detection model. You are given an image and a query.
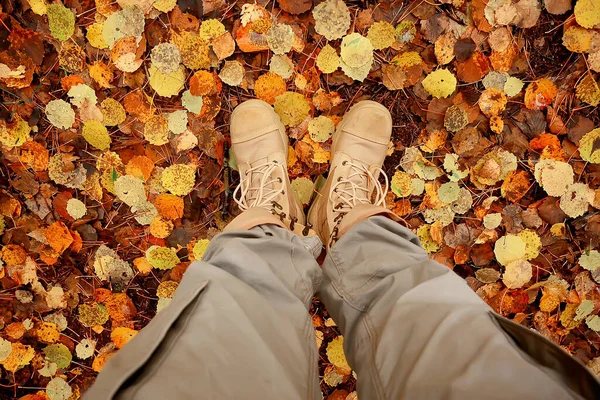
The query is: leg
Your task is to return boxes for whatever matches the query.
[86,224,324,399]
[306,100,598,399]
[319,216,598,400]
[87,99,325,399]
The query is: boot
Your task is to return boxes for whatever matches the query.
[307,100,400,247]
[225,99,312,236]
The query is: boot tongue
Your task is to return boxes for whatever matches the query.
[246,157,276,207]
[335,162,373,210]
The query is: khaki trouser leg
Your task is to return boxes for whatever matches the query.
[85,224,323,400]
[319,216,599,400]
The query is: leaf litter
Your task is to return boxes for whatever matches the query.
[0,0,600,397]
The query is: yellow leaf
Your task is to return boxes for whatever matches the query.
[575,73,600,107]
[517,229,542,260]
[157,280,179,298]
[494,234,526,266]
[161,164,196,196]
[316,45,340,74]
[192,239,211,260]
[434,32,457,65]
[200,18,226,41]
[417,225,441,253]
[144,115,169,145]
[308,116,334,143]
[266,23,294,55]
[46,99,75,129]
[82,120,111,150]
[173,31,210,70]
[1,343,35,372]
[115,175,146,206]
[562,25,591,53]
[422,69,457,98]
[367,21,396,50]
[89,61,113,88]
[270,54,294,79]
[326,336,351,371]
[150,43,181,74]
[574,0,600,28]
[580,128,600,163]
[29,0,47,15]
[134,257,153,274]
[100,98,126,127]
[146,245,179,270]
[148,64,186,97]
[504,76,524,97]
[340,32,373,68]
[36,322,60,344]
[87,22,108,49]
[66,198,86,219]
[291,177,314,205]
[47,4,74,41]
[391,171,412,198]
[181,90,204,114]
[153,0,176,12]
[274,92,311,127]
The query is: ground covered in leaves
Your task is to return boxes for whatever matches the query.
[0,0,600,398]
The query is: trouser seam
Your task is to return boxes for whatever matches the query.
[291,246,312,301]
[303,312,316,399]
[363,313,387,399]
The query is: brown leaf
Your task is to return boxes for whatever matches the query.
[278,0,312,14]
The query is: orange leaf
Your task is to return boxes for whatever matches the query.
[530,133,561,151]
[456,51,489,83]
[69,230,83,253]
[524,78,557,110]
[125,155,155,182]
[1,244,27,266]
[52,192,73,221]
[103,293,137,328]
[189,70,221,96]
[111,327,138,349]
[154,193,184,220]
[45,221,73,254]
[60,74,84,91]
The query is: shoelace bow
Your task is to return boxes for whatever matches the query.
[233,160,285,211]
[328,161,389,243]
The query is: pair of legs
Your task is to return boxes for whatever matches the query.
[86,100,598,399]
[86,216,596,399]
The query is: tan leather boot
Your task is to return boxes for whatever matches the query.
[225,99,311,235]
[307,100,400,246]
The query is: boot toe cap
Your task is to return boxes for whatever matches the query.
[230,99,283,144]
[341,100,392,145]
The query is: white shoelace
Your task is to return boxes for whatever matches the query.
[329,161,388,215]
[233,160,286,211]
